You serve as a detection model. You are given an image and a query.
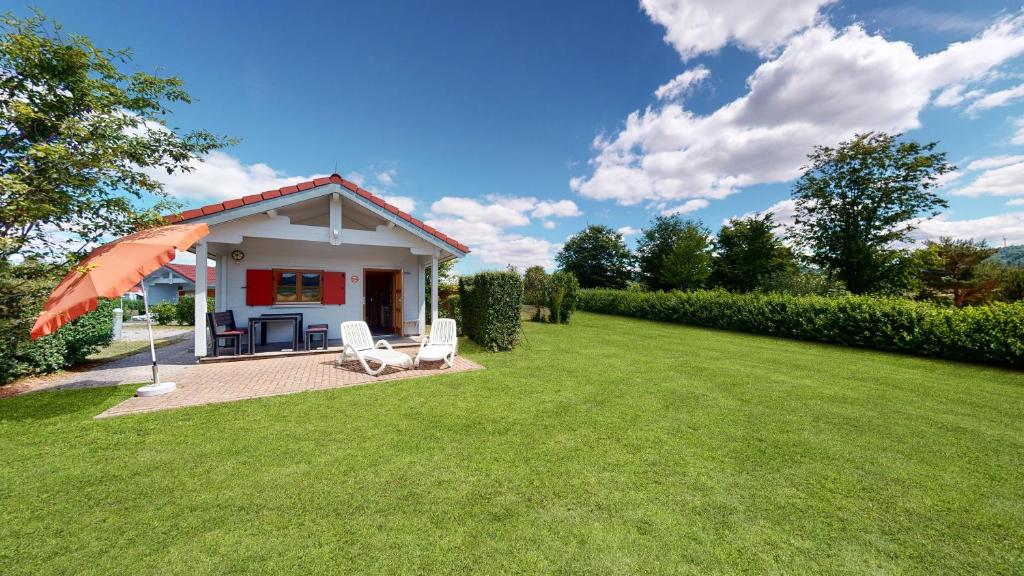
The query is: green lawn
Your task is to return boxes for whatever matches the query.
[1,312,1022,574]
[84,335,179,363]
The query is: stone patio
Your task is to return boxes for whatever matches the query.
[96,346,483,418]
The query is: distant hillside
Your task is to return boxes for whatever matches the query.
[986,245,1024,267]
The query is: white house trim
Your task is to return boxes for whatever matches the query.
[183,182,466,259]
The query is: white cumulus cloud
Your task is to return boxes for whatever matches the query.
[147,150,327,203]
[532,199,582,218]
[381,195,416,213]
[571,12,1024,210]
[913,212,1024,245]
[149,154,423,213]
[640,0,834,60]
[966,155,1024,171]
[654,66,710,101]
[426,195,580,269]
[661,199,709,216]
[965,83,1024,114]
[955,158,1024,197]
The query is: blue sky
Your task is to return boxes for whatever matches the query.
[21,0,1024,271]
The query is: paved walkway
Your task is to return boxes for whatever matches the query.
[24,333,196,394]
[97,349,483,418]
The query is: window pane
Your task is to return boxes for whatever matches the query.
[276,272,297,302]
[301,273,321,302]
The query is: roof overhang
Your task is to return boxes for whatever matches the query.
[166,175,468,258]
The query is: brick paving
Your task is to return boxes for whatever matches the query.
[96,347,483,418]
[21,335,196,394]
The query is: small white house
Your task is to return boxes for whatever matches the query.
[142,263,217,303]
[166,174,469,357]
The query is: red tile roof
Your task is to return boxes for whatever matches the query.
[165,263,216,285]
[165,173,470,254]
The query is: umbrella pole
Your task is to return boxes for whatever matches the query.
[135,282,177,397]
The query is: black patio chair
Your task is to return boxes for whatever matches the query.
[208,311,247,356]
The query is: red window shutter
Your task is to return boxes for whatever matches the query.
[246,269,274,306]
[322,271,345,305]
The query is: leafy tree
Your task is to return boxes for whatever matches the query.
[1,11,229,265]
[0,11,230,383]
[711,213,796,292]
[556,225,633,289]
[994,267,1024,302]
[522,265,549,321]
[789,132,953,294]
[759,268,848,296]
[920,238,1000,307]
[636,216,711,291]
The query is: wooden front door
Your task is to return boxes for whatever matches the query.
[392,270,403,335]
[364,269,403,335]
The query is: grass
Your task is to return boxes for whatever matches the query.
[85,335,180,363]
[1,312,1022,574]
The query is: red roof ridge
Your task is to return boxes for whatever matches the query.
[164,173,469,254]
[164,263,216,284]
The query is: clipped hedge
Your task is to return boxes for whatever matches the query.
[152,302,177,325]
[459,271,523,351]
[3,299,115,383]
[175,295,217,325]
[578,288,1024,366]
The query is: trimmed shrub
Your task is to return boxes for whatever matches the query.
[577,288,1024,367]
[152,302,177,325]
[175,295,216,325]
[547,271,580,324]
[6,299,115,382]
[459,271,523,351]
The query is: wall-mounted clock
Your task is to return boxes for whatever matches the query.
[230,249,245,263]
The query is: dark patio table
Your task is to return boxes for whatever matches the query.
[247,313,303,354]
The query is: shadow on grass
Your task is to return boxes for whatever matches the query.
[0,386,122,422]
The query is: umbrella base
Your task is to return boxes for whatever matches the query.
[136,382,177,397]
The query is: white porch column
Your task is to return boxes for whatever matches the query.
[215,254,227,312]
[418,259,426,335]
[194,241,208,357]
[430,253,439,328]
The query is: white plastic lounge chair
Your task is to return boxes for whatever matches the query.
[337,321,412,376]
[415,318,458,368]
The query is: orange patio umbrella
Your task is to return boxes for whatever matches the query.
[31,223,210,396]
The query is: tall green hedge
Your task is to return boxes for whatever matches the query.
[577,288,1024,366]
[459,271,523,351]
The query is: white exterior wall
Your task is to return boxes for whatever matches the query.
[142,276,190,303]
[216,237,424,343]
